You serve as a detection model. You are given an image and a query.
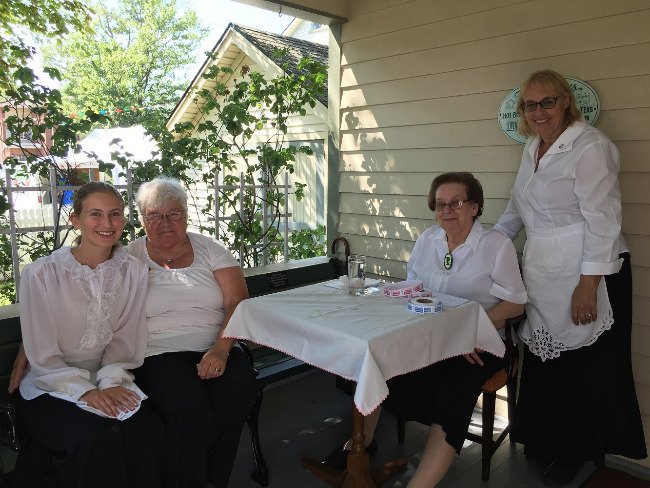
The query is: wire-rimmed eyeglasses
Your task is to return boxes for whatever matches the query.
[434,199,469,213]
[144,210,185,224]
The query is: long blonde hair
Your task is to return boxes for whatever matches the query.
[517,69,583,137]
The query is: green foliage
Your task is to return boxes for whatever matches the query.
[42,0,207,136]
[149,52,327,267]
[1,0,95,302]
[0,14,328,300]
[2,67,110,172]
[0,0,92,92]
[0,221,15,303]
[289,225,326,260]
[0,61,110,303]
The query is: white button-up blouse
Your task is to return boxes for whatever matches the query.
[495,121,626,276]
[407,219,528,314]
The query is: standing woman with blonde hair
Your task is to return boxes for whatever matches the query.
[14,182,165,488]
[496,70,646,486]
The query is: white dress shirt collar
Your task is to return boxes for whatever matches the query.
[430,218,484,254]
[526,120,588,162]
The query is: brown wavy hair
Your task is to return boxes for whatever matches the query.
[427,172,483,220]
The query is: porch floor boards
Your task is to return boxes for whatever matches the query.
[229,369,597,488]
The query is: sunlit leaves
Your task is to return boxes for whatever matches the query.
[41,0,207,135]
[159,53,327,266]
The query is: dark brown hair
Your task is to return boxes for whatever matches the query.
[72,181,123,215]
[427,172,483,219]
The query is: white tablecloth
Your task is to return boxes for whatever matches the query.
[223,281,505,416]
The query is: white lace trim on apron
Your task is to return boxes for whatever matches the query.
[519,222,614,361]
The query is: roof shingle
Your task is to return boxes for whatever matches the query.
[231,24,328,106]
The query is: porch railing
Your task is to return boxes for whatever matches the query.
[1,168,294,298]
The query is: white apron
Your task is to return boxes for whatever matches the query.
[520,221,614,361]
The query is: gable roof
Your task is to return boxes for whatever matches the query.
[167,23,328,130]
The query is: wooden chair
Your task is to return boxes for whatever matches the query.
[395,312,526,481]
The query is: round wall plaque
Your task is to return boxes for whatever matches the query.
[497,77,600,144]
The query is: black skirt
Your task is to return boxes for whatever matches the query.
[132,347,257,488]
[14,392,166,488]
[382,351,504,453]
[512,253,647,463]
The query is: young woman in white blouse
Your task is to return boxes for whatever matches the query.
[127,178,257,488]
[324,172,527,487]
[14,182,165,488]
[495,69,646,486]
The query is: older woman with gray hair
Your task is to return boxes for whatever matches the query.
[128,177,257,488]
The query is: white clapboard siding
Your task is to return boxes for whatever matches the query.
[340,11,650,87]
[340,145,525,173]
[327,0,650,466]
[623,209,650,238]
[634,296,650,330]
[341,44,650,108]
[342,0,648,62]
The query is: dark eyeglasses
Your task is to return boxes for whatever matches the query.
[521,95,563,113]
[144,211,185,224]
[434,199,469,213]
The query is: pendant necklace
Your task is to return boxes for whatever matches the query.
[148,236,187,265]
[443,252,453,270]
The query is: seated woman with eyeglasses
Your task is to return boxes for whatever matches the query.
[126,177,257,488]
[323,172,527,488]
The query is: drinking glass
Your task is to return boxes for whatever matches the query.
[347,254,366,295]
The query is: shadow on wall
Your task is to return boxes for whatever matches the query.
[342,111,422,279]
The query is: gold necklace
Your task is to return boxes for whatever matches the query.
[147,236,188,265]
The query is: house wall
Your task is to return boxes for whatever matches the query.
[333,0,650,467]
[182,47,329,236]
[283,19,329,46]
[0,105,53,163]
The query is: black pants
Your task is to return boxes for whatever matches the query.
[133,346,257,488]
[14,392,166,488]
[513,253,647,463]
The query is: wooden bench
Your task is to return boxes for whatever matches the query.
[0,306,22,478]
[242,255,345,486]
[0,256,346,487]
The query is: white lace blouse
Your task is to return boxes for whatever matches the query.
[19,247,149,401]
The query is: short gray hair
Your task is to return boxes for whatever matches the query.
[135,178,188,219]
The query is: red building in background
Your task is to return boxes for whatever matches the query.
[0,103,54,164]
